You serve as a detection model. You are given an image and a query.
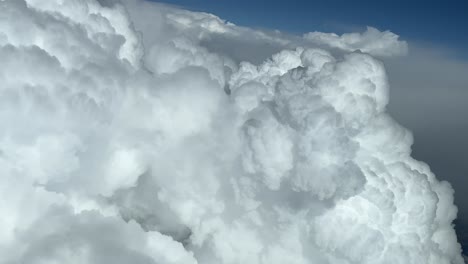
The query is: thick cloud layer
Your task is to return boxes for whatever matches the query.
[0,0,464,263]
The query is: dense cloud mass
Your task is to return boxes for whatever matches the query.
[0,0,464,263]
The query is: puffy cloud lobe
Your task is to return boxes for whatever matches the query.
[304,27,409,57]
[0,0,464,264]
[13,208,197,264]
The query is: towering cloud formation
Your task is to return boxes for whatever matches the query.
[0,0,463,263]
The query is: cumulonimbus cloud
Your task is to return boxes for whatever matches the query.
[0,0,463,263]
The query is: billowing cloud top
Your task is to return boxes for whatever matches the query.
[304,27,408,56]
[0,0,463,263]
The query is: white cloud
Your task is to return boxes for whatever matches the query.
[304,26,409,56]
[0,0,463,263]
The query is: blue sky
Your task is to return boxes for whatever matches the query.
[156,0,468,57]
